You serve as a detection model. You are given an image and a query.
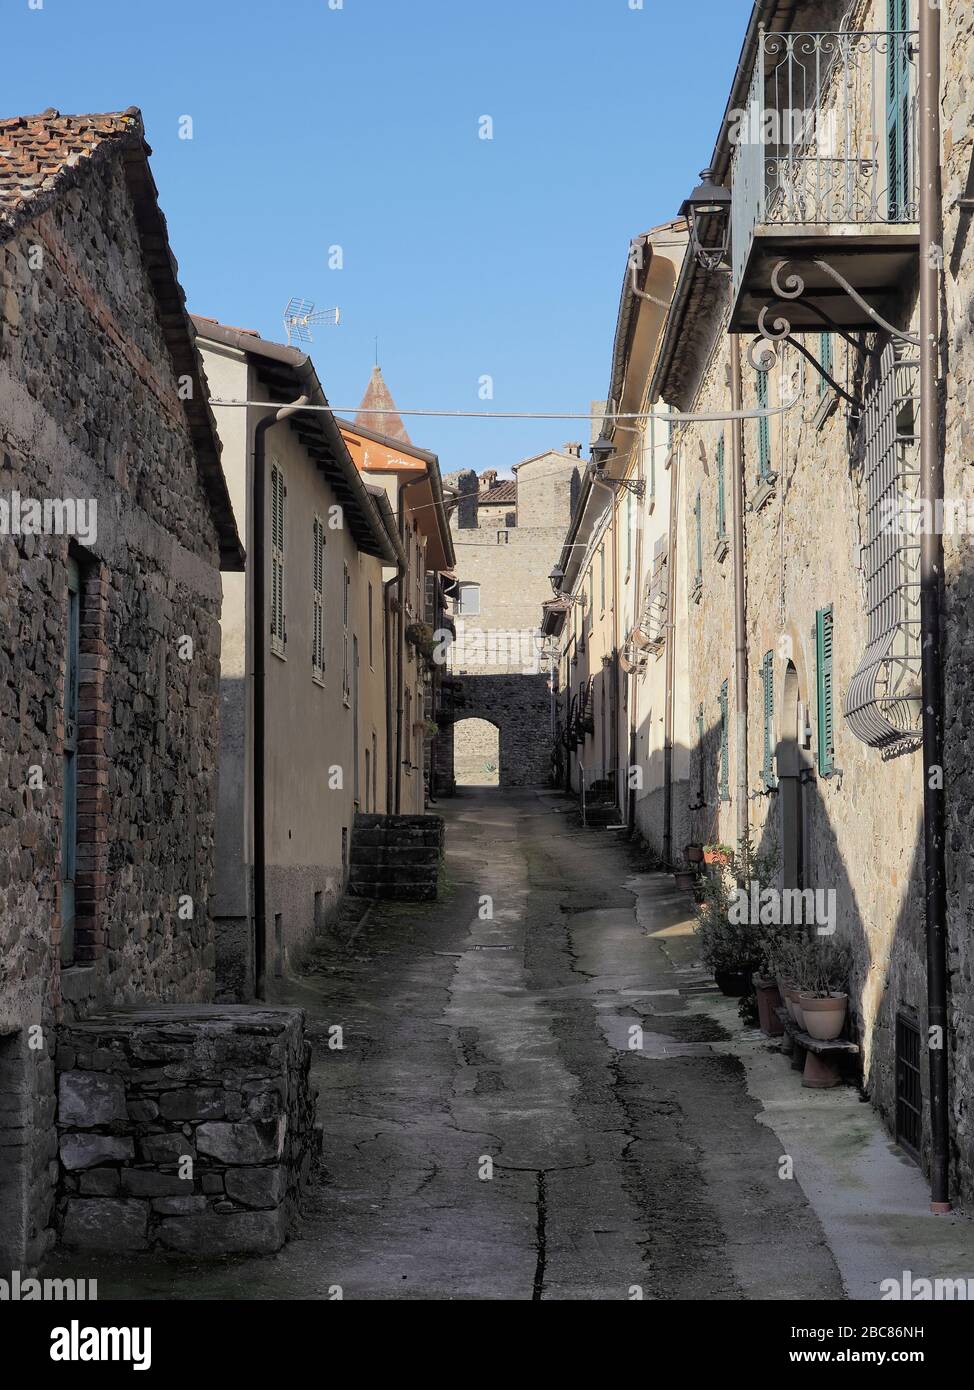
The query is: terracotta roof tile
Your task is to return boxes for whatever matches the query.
[0,108,143,224]
[479,479,517,504]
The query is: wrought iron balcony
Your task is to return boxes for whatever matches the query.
[730,25,919,334]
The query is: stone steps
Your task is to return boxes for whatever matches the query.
[348,813,444,901]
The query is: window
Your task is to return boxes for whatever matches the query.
[404,688,412,768]
[270,462,286,658]
[342,562,351,705]
[761,650,777,789]
[312,517,325,684]
[756,371,772,480]
[456,582,480,616]
[368,581,374,669]
[816,604,835,776]
[693,489,703,590]
[625,487,633,575]
[599,546,606,612]
[364,747,371,813]
[718,680,730,803]
[61,555,81,966]
[715,435,727,542]
[497,530,509,544]
[818,332,833,398]
[887,0,911,222]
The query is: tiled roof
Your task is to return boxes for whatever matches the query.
[479,479,517,504]
[0,108,142,225]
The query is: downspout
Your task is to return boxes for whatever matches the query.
[662,424,681,870]
[628,433,646,836]
[730,335,749,858]
[590,469,620,803]
[252,394,309,1001]
[918,0,950,1213]
[395,483,406,814]
[383,575,398,812]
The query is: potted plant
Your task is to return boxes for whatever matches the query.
[798,938,852,1041]
[694,832,775,997]
[703,842,733,866]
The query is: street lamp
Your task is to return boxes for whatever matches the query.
[590,435,615,472]
[548,564,565,595]
[680,168,732,272]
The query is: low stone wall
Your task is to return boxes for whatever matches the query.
[55,1005,316,1256]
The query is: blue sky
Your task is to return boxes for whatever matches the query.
[6,0,748,474]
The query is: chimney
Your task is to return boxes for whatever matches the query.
[479,469,498,492]
[564,442,582,458]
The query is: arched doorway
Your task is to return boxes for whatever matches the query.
[454,717,500,786]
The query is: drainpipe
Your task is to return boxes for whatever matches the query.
[252,395,309,1001]
[628,435,646,837]
[394,483,406,814]
[662,422,681,870]
[590,470,620,804]
[383,575,398,812]
[918,0,950,1214]
[730,335,749,859]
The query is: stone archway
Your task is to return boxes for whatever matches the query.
[442,673,551,789]
[454,718,500,785]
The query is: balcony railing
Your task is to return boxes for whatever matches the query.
[731,27,919,298]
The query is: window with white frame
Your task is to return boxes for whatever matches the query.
[270,461,286,658]
[312,515,325,684]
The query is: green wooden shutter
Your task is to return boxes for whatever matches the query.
[716,436,727,539]
[756,370,771,478]
[270,464,286,655]
[819,332,833,397]
[816,604,835,777]
[718,680,730,802]
[694,489,703,586]
[887,0,910,221]
[761,650,777,789]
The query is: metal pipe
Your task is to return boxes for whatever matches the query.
[394,483,406,814]
[918,0,950,1214]
[590,469,621,811]
[662,419,680,870]
[252,395,309,1001]
[730,336,749,857]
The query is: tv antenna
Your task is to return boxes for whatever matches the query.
[283,298,341,346]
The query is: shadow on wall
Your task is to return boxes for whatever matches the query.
[671,698,956,1201]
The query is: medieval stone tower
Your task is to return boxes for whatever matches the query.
[442,447,583,788]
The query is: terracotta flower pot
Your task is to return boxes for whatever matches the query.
[783,985,805,1030]
[685,844,704,864]
[703,849,729,865]
[799,993,848,1041]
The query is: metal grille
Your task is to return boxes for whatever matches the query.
[843,343,921,748]
[895,1011,921,1161]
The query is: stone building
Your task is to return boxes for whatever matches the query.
[554,0,974,1203]
[193,319,406,999]
[0,109,243,1266]
[443,448,583,787]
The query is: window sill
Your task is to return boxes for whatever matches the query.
[312,673,325,688]
[691,580,703,605]
[714,536,729,563]
[271,644,287,662]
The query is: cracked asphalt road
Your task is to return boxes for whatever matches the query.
[58,786,844,1300]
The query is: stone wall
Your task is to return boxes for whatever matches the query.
[454,717,500,785]
[56,1007,315,1255]
[0,150,227,1264]
[445,674,551,787]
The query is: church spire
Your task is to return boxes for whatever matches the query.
[355,364,411,444]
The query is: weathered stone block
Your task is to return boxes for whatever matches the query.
[156,1208,286,1255]
[78,1168,121,1196]
[224,1165,286,1210]
[138,1132,196,1165]
[59,1133,134,1170]
[61,1198,148,1252]
[58,1070,127,1127]
[121,1170,192,1197]
[195,1119,283,1165]
[158,1087,225,1121]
